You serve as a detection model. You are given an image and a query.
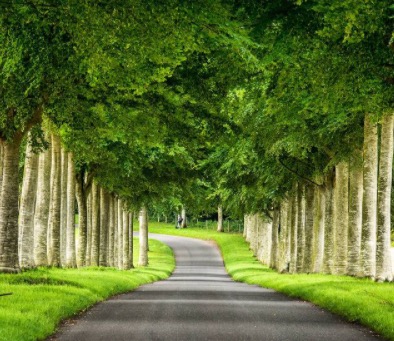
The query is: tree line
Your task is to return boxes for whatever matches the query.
[1,1,394,281]
[214,1,394,282]
[244,114,393,281]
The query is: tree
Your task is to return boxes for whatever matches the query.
[18,136,39,269]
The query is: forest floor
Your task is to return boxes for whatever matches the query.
[147,222,394,341]
[0,238,175,341]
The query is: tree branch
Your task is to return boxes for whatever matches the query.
[278,158,321,187]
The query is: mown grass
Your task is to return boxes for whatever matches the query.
[0,238,174,341]
[149,222,394,341]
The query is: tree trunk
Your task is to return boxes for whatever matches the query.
[122,208,131,269]
[289,191,298,273]
[108,195,115,267]
[138,206,148,266]
[261,219,272,266]
[48,134,61,267]
[99,188,109,267]
[256,215,263,261]
[34,147,51,267]
[90,182,100,266]
[376,114,394,282]
[113,197,118,267]
[217,205,224,232]
[86,191,92,266]
[348,161,363,276]
[181,207,187,228]
[278,199,289,272]
[117,199,123,269]
[65,153,76,268]
[60,148,68,266]
[244,215,252,242]
[303,183,314,273]
[19,138,39,269]
[323,173,335,274]
[333,162,349,275]
[129,212,134,268]
[270,208,279,270]
[0,141,3,204]
[75,173,88,267]
[296,184,305,273]
[313,186,325,273]
[0,139,22,272]
[243,215,248,238]
[361,114,378,279]
[250,214,259,256]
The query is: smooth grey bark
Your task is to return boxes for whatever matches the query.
[86,192,92,266]
[244,215,252,242]
[117,199,123,269]
[303,183,315,273]
[361,114,378,279]
[376,114,394,282]
[260,219,272,266]
[108,195,115,267]
[348,161,363,277]
[0,141,3,203]
[243,215,248,238]
[250,214,259,256]
[90,182,100,266]
[34,147,51,267]
[0,139,22,272]
[286,197,292,268]
[48,134,61,267]
[99,188,109,267]
[296,184,305,273]
[289,190,298,273]
[122,208,131,269]
[217,205,224,232]
[323,173,335,274]
[270,208,279,270]
[138,206,148,267]
[313,186,325,273]
[129,212,134,269]
[75,170,91,267]
[65,153,76,268]
[19,139,39,268]
[113,197,118,267]
[60,148,68,266]
[333,162,349,275]
[256,215,263,261]
[278,199,289,273]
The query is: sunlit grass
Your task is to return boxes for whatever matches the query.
[149,223,394,341]
[0,238,174,341]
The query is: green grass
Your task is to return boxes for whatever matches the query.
[149,223,394,341]
[0,238,174,341]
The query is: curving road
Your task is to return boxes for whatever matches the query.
[53,234,383,341]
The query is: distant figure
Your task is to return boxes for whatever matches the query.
[176,215,183,229]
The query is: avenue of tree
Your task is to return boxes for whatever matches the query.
[0,0,393,282]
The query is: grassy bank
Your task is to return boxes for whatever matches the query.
[148,222,394,341]
[0,238,174,341]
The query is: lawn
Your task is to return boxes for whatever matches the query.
[0,238,174,341]
[148,222,394,341]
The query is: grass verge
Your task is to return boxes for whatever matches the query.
[0,238,174,341]
[149,222,394,341]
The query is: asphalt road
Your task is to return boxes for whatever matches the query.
[53,234,383,341]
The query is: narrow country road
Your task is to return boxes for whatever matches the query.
[53,234,383,341]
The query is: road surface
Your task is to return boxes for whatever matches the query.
[53,234,382,341]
